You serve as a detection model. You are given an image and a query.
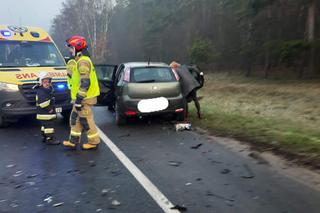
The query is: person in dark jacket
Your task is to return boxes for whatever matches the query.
[170,61,204,119]
[34,72,60,145]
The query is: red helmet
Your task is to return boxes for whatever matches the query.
[66,36,87,51]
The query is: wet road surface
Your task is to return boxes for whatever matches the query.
[0,106,320,213]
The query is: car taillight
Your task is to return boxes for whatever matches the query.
[175,108,184,113]
[125,111,137,116]
[124,67,130,82]
[172,69,180,81]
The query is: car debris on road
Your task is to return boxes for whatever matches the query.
[175,123,192,131]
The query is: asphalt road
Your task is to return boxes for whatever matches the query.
[0,106,320,213]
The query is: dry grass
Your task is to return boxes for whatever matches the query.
[189,72,320,160]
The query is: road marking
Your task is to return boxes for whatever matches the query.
[97,128,180,213]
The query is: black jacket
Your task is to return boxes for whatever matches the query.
[34,85,56,115]
[176,65,204,98]
[187,65,204,90]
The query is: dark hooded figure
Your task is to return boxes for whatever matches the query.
[170,61,204,119]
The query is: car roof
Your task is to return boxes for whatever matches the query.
[123,62,169,68]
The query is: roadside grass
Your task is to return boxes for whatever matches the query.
[188,72,320,163]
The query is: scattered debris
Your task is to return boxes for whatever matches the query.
[15,184,23,189]
[89,160,96,167]
[44,196,53,204]
[206,191,235,202]
[220,169,231,174]
[175,123,192,131]
[53,202,64,207]
[6,164,16,168]
[26,181,35,186]
[168,161,183,167]
[111,200,121,206]
[225,200,234,207]
[211,160,222,164]
[191,143,203,149]
[110,171,122,177]
[118,133,130,138]
[13,171,23,177]
[241,164,255,179]
[10,203,19,208]
[171,204,187,212]
[27,174,38,179]
[101,189,110,196]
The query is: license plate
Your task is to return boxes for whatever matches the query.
[55,107,62,113]
[137,97,169,113]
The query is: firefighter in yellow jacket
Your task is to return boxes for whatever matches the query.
[63,36,100,150]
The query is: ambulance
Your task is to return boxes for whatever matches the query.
[0,25,72,127]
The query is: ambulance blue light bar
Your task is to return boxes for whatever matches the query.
[55,83,67,91]
[0,30,12,37]
[57,84,66,89]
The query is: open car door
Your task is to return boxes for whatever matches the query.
[95,64,118,109]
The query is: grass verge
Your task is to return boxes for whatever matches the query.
[188,72,320,167]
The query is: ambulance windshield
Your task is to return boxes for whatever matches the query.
[0,41,65,68]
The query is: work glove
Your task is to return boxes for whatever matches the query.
[74,96,83,111]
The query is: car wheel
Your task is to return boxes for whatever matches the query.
[61,109,72,121]
[0,116,9,128]
[115,102,126,125]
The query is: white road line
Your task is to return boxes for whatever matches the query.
[97,128,180,213]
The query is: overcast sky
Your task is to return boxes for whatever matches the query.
[0,0,65,31]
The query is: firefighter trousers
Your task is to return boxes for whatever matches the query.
[69,103,100,145]
[40,119,55,140]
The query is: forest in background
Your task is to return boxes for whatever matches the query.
[51,0,319,78]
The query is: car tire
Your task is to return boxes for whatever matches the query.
[61,109,72,121]
[115,102,126,125]
[0,116,9,128]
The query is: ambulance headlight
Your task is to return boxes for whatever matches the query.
[0,82,19,92]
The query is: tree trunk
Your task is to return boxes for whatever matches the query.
[264,5,272,78]
[305,0,316,77]
[245,22,253,77]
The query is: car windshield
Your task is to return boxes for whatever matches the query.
[0,40,65,68]
[131,67,176,83]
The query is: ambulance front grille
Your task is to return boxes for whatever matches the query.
[19,84,37,102]
[19,83,70,103]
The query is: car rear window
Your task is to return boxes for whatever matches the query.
[131,67,176,83]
